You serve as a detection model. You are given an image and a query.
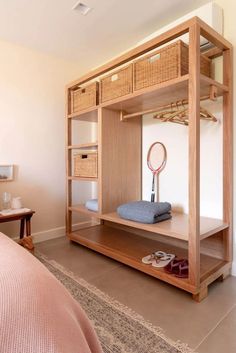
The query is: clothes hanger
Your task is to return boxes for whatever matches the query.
[154,102,180,122]
[153,100,217,125]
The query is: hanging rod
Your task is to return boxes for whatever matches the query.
[120,85,218,121]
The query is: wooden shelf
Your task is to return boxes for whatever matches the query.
[69,204,100,217]
[67,142,98,150]
[68,176,98,182]
[69,225,228,294]
[68,106,98,122]
[100,75,228,114]
[67,76,228,119]
[100,212,228,241]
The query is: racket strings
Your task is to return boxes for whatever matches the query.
[147,142,167,173]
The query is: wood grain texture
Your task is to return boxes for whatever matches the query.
[200,262,231,288]
[218,268,231,281]
[223,48,233,262]
[200,232,224,259]
[97,107,102,214]
[188,23,200,287]
[192,286,208,302]
[99,108,142,213]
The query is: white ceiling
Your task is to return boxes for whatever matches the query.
[0,0,210,70]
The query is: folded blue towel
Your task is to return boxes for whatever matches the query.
[117,201,171,224]
[85,199,98,212]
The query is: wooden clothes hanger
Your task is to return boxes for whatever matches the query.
[153,100,217,125]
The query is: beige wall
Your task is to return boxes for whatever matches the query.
[0,39,84,238]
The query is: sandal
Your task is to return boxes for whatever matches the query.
[142,251,167,264]
[164,258,185,275]
[175,259,189,278]
[152,253,175,268]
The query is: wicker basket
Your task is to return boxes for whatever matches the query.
[74,152,98,178]
[134,40,211,91]
[100,65,133,103]
[71,82,98,113]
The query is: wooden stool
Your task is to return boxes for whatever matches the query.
[0,210,35,238]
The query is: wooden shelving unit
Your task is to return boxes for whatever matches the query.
[65,16,233,301]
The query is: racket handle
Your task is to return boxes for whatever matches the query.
[151,193,155,202]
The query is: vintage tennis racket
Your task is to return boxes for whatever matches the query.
[147,142,167,202]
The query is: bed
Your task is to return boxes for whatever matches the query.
[0,232,103,353]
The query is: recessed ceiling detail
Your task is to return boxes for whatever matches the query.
[72,2,92,15]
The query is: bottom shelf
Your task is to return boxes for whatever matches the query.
[69,224,228,294]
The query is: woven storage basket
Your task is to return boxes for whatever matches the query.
[74,152,98,178]
[100,65,133,103]
[134,40,211,91]
[71,82,98,113]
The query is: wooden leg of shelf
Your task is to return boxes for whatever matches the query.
[218,268,231,282]
[188,23,201,289]
[192,286,208,302]
[20,219,25,239]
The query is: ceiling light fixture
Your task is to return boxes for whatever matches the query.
[72,2,92,15]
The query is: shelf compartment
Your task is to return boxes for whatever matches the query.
[68,142,98,150]
[68,176,98,182]
[67,75,228,119]
[68,106,98,122]
[100,212,228,241]
[100,74,228,114]
[69,204,100,218]
[69,224,227,294]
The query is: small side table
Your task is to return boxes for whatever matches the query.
[0,210,35,239]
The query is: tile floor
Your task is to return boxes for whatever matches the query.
[37,236,236,353]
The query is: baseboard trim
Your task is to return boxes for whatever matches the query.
[32,226,66,243]
[13,221,95,244]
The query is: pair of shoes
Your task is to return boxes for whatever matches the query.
[164,258,188,278]
[142,251,175,268]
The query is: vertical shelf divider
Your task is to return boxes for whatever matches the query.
[188,23,201,295]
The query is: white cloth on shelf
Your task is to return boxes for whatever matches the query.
[85,199,98,212]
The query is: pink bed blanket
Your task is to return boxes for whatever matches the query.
[0,233,103,353]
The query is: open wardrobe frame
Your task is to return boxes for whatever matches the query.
[65,16,233,301]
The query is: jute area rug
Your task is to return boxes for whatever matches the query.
[37,253,193,353]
